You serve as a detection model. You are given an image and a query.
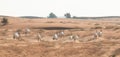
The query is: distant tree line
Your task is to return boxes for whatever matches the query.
[48,12,120,19]
[47,12,91,19]
[2,12,118,19]
[48,12,72,18]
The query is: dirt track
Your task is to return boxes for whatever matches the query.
[0,17,120,57]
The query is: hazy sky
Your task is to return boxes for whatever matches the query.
[0,0,120,17]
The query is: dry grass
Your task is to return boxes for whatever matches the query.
[0,17,120,57]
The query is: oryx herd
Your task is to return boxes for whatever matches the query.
[12,27,103,42]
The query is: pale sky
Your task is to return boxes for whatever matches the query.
[0,0,120,17]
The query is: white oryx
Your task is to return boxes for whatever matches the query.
[36,32,42,41]
[94,30,103,38]
[74,35,79,39]
[57,30,65,38]
[69,34,79,41]
[98,30,102,37]
[13,31,21,40]
[53,33,59,40]
[24,28,31,36]
[60,31,64,35]
[69,35,74,39]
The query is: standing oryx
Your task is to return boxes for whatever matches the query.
[24,28,31,36]
[57,30,65,38]
[94,31,98,38]
[13,31,21,40]
[69,34,79,41]
[94,30,103,38]
[36,32,42,42]
[53,33,59,40]
[98,30,102,37]
[53,30,65,40]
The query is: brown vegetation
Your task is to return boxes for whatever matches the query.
[0,17,120,57]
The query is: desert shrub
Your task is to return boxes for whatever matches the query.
[16,29,22,32]
[39,29,45,33]
[94,26,102,29]
[60,21,66,24]
[46,21,54,23]
[113,26,120,30]
[105,34,120,40]
[71,29,84,31]
[1,29,8,36]
[94,23,100,26]
[91,26,103,29]
[1,17,8,26]
[110,48,120,57]
[105,25,116,29]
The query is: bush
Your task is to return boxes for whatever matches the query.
[64,13,71,18]
[48,12,57,18]
[1,17,8,26]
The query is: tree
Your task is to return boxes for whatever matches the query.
[48,12,57,18]
[1,17,8,26]
[64,13,71,18]
[73,16,77,18]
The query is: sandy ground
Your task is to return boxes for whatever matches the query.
[0,17,120,57]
